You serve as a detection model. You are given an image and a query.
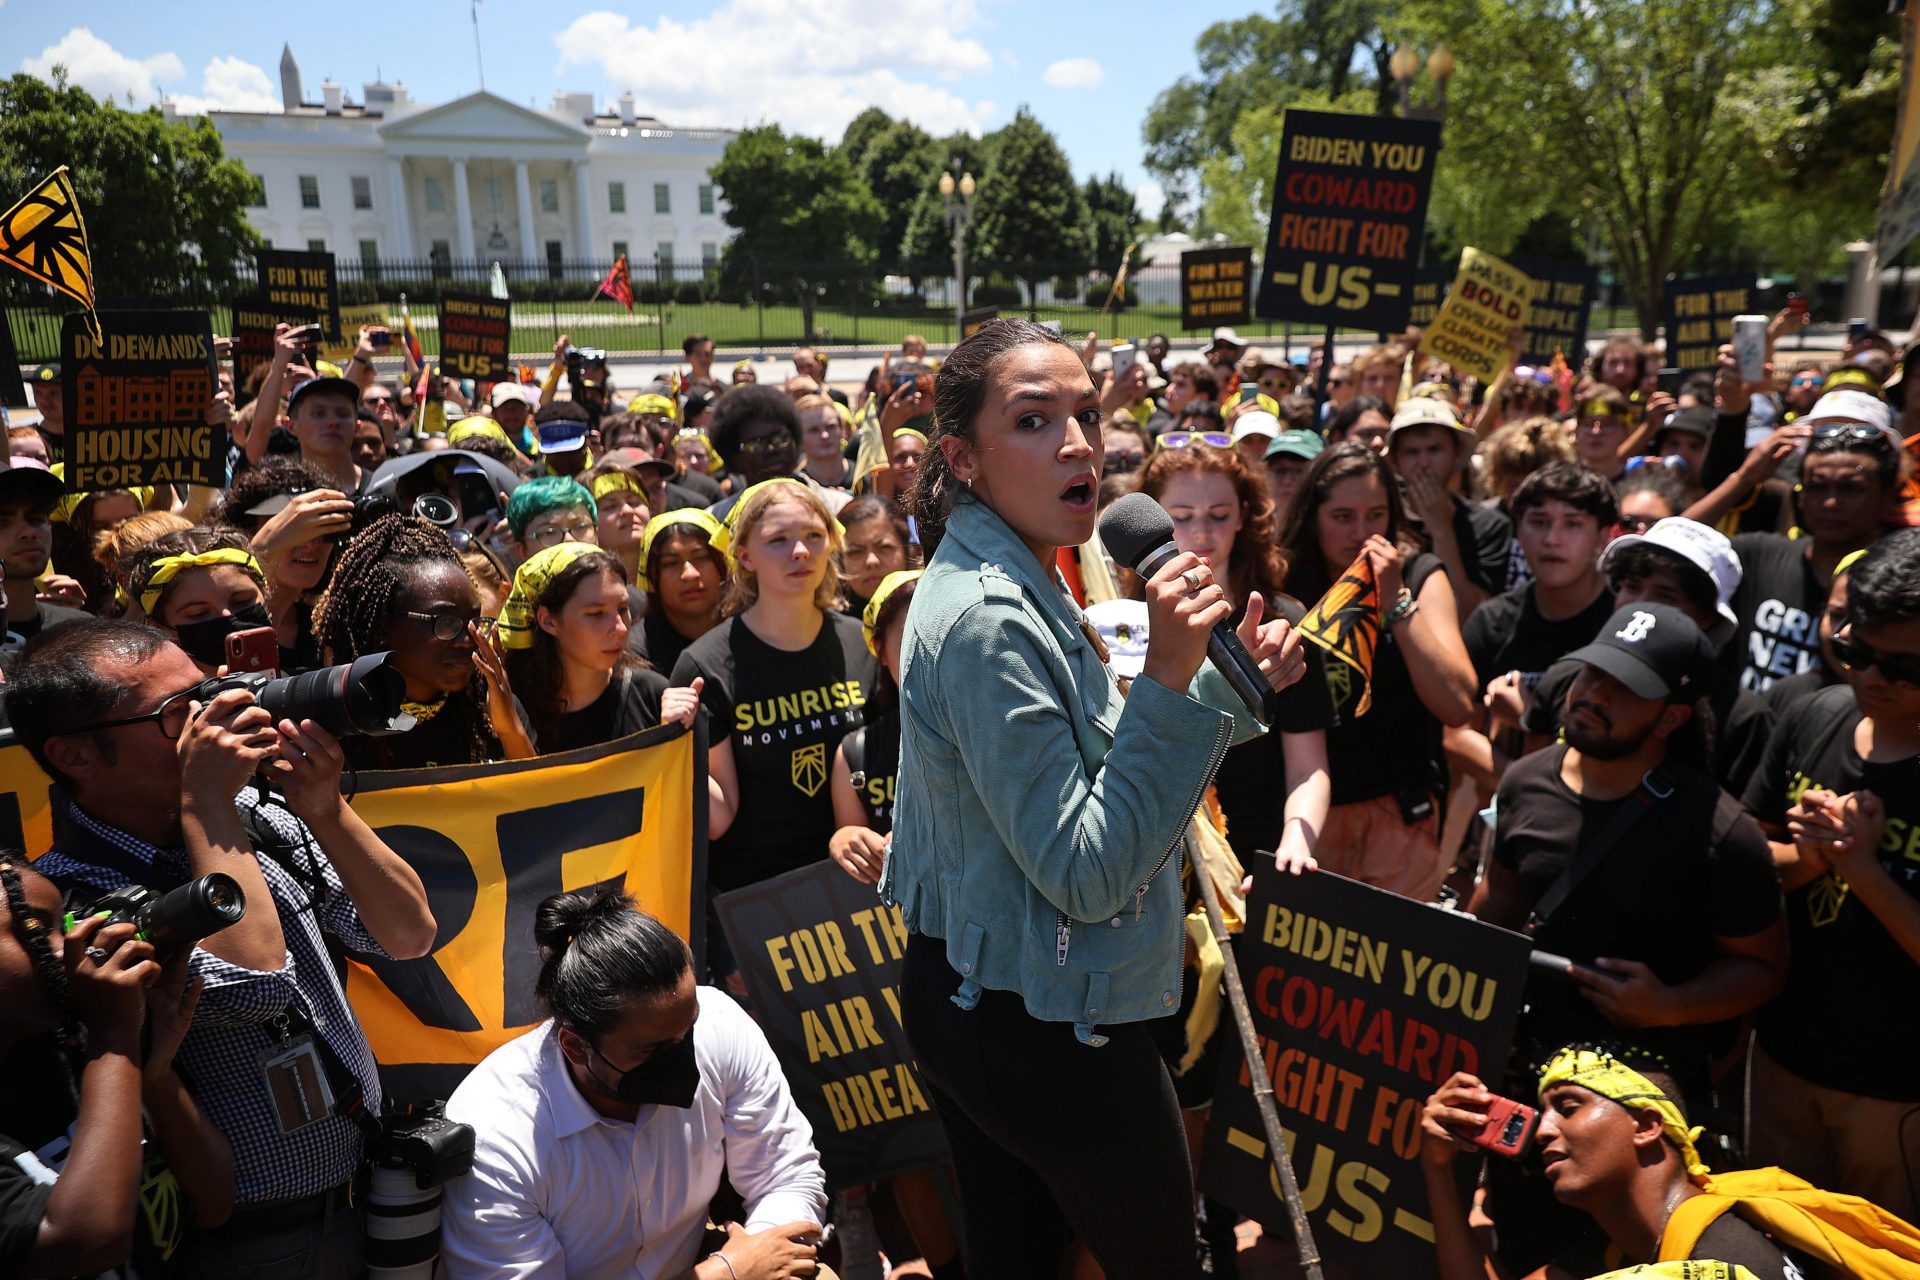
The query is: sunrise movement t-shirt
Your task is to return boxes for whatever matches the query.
[1728,533,1827,692]
[671,611,876,892]
[1739,684,1920,1100]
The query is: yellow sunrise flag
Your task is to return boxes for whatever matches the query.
[1298,549,1383,717]
[0,168,98,333]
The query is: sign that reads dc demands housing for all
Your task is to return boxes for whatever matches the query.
[437,292,512,382]
[1181,246,1254,330]
[1256,109,1441,332]
[717,861,949,1190]
[61,310,222,490]
[1201,871,1530,1279]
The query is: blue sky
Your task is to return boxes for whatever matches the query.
[0,0,1252,220]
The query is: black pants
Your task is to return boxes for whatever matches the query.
[902,932,1203,1280]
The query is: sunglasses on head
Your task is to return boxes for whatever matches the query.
[1811,422,1894,452]
[1157,431,1233,450]
[1832,631,1920,686]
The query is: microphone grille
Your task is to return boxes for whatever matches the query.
[1097,491,1175,570]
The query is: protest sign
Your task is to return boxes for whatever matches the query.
[717,861,949,1189]
[1510,256,1597,366]
[341,722,706,1102]
[436,291,512,382]
[1408,265,1451,330]
[1255,109,1441,332]
[1417,248,1533,384]
[228,295,296,391]
[1,733,60,863]
[0,311,25,409]
[1663,275,1754,371]
[961,306,1000,339]
[321,303,395,363]
[1181,245,1255,330]
[1202,871,1531,1278]
[256,247,340,340]
[61,309,222,490]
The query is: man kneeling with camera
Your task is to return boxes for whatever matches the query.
[7,619,437,1278]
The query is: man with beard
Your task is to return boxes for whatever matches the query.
[1467,602,1788,1273]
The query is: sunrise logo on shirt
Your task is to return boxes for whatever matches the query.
[792,742,828,798]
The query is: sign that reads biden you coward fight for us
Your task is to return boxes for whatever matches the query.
[1256,109,1442,332]
[1202,871,1530,1280]
[61,310,222,490]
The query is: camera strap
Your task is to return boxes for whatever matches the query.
[1527,766,1674,933]
[274,1002,383,1143]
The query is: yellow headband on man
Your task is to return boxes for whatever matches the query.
[637,508,723,591]
[448,418,514,450]
[498,542,604,649]
[1539,1047,1710,1184]
[862,570,922,655]
[140,549,264,616]
[590,471,647,505]
[1580,398,1629,424]
[630,393,676,419]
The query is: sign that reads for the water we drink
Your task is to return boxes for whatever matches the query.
[61,310,223,490]
[1181,246,1254,330]
[1256,109,1442,332]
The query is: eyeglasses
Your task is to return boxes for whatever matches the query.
[1832,632,1920,686]
[1616,514,1659,534]
[1327,378,1349,387]
[1158,431,1233,450]
[401,609,483,641]
[66,685,202,741]
[528,520,594,548]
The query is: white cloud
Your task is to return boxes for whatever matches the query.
[1042,57,1103,90]
[22,27,181,105]
[20,28,279,114]
[554,2,995,139]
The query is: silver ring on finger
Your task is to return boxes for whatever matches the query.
[86,946,109,963]
[1182,567,1206,595]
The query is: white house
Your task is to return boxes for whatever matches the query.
[197,46,736,276]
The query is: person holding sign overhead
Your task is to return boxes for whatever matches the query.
[883,320,1305,1279]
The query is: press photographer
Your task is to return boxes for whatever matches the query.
[5,619,437,1278]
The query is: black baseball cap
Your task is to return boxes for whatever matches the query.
[1657,405,1715,441]
[287,376,362,417]
[1564,601,1715,700]
[32,364,59,383]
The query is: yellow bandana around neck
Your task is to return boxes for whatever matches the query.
[139,548,264,616]
[499,542,604,649]
[1539,1047,1710,1184]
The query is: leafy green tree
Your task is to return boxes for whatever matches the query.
[0,70,261,301]
[972,108,1091,303]
[859,121,939,262]
[1083,173,1143,274]
[839,107,897,173]
[710,124,884,339]
[900,133,996,279]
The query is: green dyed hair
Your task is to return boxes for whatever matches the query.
[506,476,598,540]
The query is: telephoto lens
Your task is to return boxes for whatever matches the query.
[74,873,247,957]
[199,651,417,739]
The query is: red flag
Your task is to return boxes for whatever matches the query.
[593,254,633,314]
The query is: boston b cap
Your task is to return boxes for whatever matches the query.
[1564,602,1716,700]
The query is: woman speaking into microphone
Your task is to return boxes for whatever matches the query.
[882,319,1304,1279]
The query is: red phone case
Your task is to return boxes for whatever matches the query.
[1472,1096,1538,1159]
[225,626,279,675]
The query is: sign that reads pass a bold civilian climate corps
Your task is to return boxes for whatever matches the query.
[1256,109,1441,332]
[61,310,222,490]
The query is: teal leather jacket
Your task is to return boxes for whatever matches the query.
[880,496,1260,1045]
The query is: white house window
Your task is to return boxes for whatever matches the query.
[609,182,626,214]
[351,176,372,209]
[540,180,559,214]
[249,173,267,208]
[424,178,447,213]
[656,241,675,268]
[654,183,671,214]
[701,242,718,267]
[698,184,714,215]
[307,238,327,253]
[299,175,321,209]
[612,240,628,263]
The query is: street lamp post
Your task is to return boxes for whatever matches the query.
[1391,41,1455,122]
[940,169,976,344]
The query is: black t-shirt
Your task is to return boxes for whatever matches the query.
[1214,595,1339,862]
[1409,492,1509,601]
[842,710,901,835]
[675,470,725,504]
[1463,582,1615,695]
[1759,663,1839,722]
[1493,745,1781,1072]
[1728,533,1827,692]
[1740,684,1920,1100]
[1524,661,1775,801]
[1321,552,1448,806]
[11,599,87,643]
[671,611,876,892]
[529,667,668,755]
[344,693,513,771]
[635,611,699,678]
[279,601,322,675]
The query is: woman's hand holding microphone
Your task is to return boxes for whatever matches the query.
[1141,554,1306,696]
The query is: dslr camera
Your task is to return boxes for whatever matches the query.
[198,652,416,739]
[67,873,247,958]
[365,1101,476,1276]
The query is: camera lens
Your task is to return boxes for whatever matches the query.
[412,493,458,529]
[255,652,412,738]
[135,873,246,954]
[1501,1112,1527,1144]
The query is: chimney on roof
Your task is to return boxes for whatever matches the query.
[279,44,302,111]
[618,91,637,126]
[322,80,343,115]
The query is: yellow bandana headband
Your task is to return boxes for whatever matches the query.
[890,427,929,446]
[674,428,726,474]
[1586,1265,1757,1280]
[49,463,155,525]
[1824,367,1883,395]
[590,471,647,504]
[1834,547,1869,579]
[448,418,514,449]
[711,477,844,565]
[629,393,677,419]
[498,542,604,650]
[1580,398,1629,424]
[139,549,264,616]
[862,569,922,655]
[636,508,723,591]
[1539,1047,1710,1184]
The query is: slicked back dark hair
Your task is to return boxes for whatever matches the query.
[4,619,172,781]
[534,884,690,1038]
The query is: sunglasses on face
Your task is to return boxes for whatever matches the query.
[1157,431,1233,450]
[1615,514,1659,534]
[1832,632,1920,686]
[735,435,794,456]
[1790,377,1823,389]
[1622,455,1689,475]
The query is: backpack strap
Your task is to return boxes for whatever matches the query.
[842,725,870,788]
[1528,766,1674,932]
[1657,1191,1740,1262]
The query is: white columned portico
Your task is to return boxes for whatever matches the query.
[452,157,476,261]
[388,158,414,257]
[514,161,537,264]
[573,161,594,259]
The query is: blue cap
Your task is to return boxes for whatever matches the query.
[537,417,589,453]
[1290,351,1310,367]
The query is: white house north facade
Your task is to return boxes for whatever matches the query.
[200,47,736,276]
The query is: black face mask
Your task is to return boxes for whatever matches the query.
[590,1028,701,1109]
[172,602,271,669]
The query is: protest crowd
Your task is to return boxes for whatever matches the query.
[3,253,1920,1280]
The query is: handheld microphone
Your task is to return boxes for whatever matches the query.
[1098,492,1275,725]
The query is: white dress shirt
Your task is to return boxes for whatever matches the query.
[439,987,827,1279]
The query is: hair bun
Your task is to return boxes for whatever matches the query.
[533,885,627,960]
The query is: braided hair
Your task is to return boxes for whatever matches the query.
[0,858,81,1051]
[313,514,492,766]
